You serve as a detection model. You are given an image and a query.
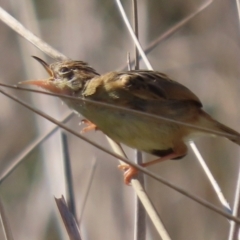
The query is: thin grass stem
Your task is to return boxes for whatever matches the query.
[79,159,97,224]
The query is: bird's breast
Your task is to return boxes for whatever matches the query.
[68,101,190,154]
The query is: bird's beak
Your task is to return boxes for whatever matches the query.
[19,56,54,88]
[32,56,53,77]
[19,79,52,87]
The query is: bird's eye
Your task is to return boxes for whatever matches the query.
[60,67,69,73]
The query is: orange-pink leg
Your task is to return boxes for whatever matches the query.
[118,152,184,185]
[80,119,98,133]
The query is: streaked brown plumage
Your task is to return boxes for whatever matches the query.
[20,56,240,184]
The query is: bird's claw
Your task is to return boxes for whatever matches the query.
[118,164,139,185]
[80,119,98,133]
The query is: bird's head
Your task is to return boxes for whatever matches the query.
[20,56,99,95]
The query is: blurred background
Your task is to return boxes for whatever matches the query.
[0,0,240,239]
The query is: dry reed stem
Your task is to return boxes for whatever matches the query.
[61,132,77,220]
[107,138,171,239]
[131,1,146,238]
[55,196,82,240]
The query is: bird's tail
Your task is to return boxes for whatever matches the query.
[198,110,240,146]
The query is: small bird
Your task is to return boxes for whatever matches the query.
[20,56,240,184]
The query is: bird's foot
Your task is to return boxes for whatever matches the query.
[80,119,98,133]
[118,164,139,185]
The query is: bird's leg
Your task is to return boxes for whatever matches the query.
[80,119,98,133]
[119,144,187,185]
[118,152,183,185]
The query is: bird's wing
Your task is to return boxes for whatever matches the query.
[83,70,202,108]
[111,71,202,106]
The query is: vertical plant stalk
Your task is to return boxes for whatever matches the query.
[55,196,82,240]
[107,137,171,240]
[132,1,146,240]
[132,0,139,70]
[79,159,97,224]
[236,0,240,23]
[115,0,152,69]
[228,164,240,240]
[134,149,146,240]
[61,132,77,220]
[116,0,170,238]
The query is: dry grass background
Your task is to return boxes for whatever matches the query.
[0,0,240,239]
